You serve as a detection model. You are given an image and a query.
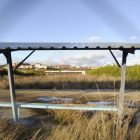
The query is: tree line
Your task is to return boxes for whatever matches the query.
[86,64,140,81]
[0,68,46,76]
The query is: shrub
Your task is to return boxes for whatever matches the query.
[0,68,8,76]
[86,65,121,77]
[0,69,46,76]
[87,64,140,81]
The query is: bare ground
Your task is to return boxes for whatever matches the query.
[0,89,140,120]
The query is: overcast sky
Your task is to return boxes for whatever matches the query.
[0,0,140,66]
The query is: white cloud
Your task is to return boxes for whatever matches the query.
[60,51,112,67]
[25,50,120,67]
[130,36,137,40]
[137,27,140,29]
[89,36,100,41]
[87,52,105,59]
[73,54,85,60]
[10,49,140,67]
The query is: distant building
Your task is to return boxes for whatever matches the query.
[12,62,20,67]
[54,65,60,69]
[87,67,91,69]
[35,63,47,69]
[91,66,104,69]
[76,65,82,68]
[60,65,71,69]
[90,67,94,69]
[32,65,35,68]
[18,63,32,69]
[51,65,71,69]
[83,66,87,68]
[12,62,35,69]
[3,66,8,69]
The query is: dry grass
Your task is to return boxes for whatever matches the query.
[0,108,140,140]
[0,74,139,89]
[0,74,140,139]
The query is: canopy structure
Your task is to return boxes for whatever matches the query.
[0,42,139,51]
[0,42,139,125]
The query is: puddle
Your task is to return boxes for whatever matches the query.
[85,101,116,106]
[36,97,76,103]
[36,98,138,108]
[123,102,138,108]
[20,118,41,127]
[84,101,138,108]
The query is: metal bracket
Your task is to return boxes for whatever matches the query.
[14,50,35,71]
[120,49,135,54]
[109,49,121,69]
[3,52,8,59]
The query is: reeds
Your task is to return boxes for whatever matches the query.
[0,73,140,139]
[0,107,140,140]
[0,74,139,89]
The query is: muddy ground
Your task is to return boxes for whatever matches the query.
[0,89,140,120]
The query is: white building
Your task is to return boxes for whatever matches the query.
[76,65,82,68]
[91,66,104,69]
[35,63,47,69]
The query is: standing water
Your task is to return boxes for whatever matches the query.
[84,101,138,108]
[36,97,77,103]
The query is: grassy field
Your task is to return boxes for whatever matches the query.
[0,67,140,139]
[0,88,140,139]
[0,74,140,89]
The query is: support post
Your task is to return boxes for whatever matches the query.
[118,51,128,125]
[5,52,18,122]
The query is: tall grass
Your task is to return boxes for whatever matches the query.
[0,74,140,89]
[0,108,140,140]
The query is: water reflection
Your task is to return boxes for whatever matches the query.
[36,97,76,103]
[85,101,138,108]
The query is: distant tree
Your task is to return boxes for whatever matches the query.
[0,68,8,76]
